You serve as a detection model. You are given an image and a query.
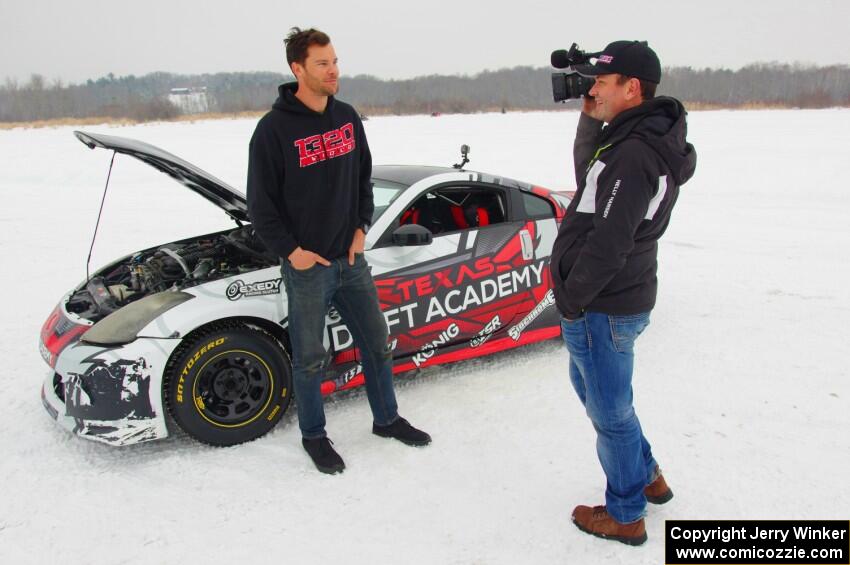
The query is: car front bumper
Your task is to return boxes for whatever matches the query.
[40,337,180,446]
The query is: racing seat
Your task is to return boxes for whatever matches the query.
[400,207,421,226]
[400,196,442,234]
[401,191,504,234]
[449,203,490,229]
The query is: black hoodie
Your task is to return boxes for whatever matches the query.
[550,96,697,319]
[247,82,373,261]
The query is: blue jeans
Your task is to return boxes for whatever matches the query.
[561,311,658,524]
[282,253,399,439]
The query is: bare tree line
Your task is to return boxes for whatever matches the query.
[2,63,848,123]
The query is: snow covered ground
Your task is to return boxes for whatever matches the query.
[1,108,848,564]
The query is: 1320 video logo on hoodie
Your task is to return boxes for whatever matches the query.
[293,122,355,167]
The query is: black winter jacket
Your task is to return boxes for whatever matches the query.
[550,96,697,319]
[247,82,373,261]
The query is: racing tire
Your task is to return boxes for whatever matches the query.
[164,322,292,447]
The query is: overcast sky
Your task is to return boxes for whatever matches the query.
[2,0,848,85]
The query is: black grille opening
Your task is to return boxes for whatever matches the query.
[52,373,65,403]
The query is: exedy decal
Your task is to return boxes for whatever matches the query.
[226,278,282,301]
[508,289,555,341]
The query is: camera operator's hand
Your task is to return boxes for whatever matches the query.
[582,94,600,119]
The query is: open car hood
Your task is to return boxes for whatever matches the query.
[75,131,248,223]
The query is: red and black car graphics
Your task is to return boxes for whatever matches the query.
[311,172,566,394]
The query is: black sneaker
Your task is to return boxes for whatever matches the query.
[302,437,345,474]
[372,417,431,446]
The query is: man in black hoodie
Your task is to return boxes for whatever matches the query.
[549,41,697,544]
[247,28,430,475]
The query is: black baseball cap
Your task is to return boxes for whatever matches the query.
[576,40,661,84]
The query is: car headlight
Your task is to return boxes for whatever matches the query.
[81,291,194,345]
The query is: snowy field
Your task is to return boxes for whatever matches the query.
[1,108,848,564]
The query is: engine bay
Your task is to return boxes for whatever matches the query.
[66,226,277,322]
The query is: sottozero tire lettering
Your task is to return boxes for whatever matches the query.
[176,338,226,403]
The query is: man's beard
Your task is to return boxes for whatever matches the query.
[320,84,338,96]
[308,75,338,97]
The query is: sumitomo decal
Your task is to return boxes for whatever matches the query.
[508,289,555,341]
[412,323,460,367]
[470,315,502,348]
[226,278,282,300]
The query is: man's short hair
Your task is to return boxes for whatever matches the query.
[284,27,331,67]
[616,74,657,100]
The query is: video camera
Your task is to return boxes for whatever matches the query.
[551,43,601,102]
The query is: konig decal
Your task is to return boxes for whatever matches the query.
[412,323,460,367]
[470,315,502,348]
[226,278,282,301]
[508,289,555,341]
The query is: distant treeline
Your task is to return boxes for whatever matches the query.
[2,63,848,123]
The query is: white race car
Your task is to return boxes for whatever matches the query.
[39,132,570,447]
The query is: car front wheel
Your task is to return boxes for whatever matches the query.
[164,322,292,446]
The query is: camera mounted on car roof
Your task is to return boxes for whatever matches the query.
[550,43,600,102]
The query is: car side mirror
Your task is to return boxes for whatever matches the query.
[392,224,433,246]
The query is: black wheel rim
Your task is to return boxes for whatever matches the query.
[194,351,272,427]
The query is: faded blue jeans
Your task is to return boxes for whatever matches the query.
[561,311,658,524]
[282,253,399,439]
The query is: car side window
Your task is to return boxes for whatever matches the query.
[371,179,407,225]
[519,191,556,220]
[398,186,507,236]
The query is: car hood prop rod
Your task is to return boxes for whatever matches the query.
[86,151,117,284]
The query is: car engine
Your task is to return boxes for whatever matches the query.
[66,226,277,321]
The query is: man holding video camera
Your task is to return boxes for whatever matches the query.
[549,41,697,545]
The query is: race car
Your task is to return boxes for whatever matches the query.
[39,131,571,447]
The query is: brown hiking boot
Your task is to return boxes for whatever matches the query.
[645,466,673,504]
[571,505,647,546]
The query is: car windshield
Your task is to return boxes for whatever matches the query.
[371,178,408,223]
